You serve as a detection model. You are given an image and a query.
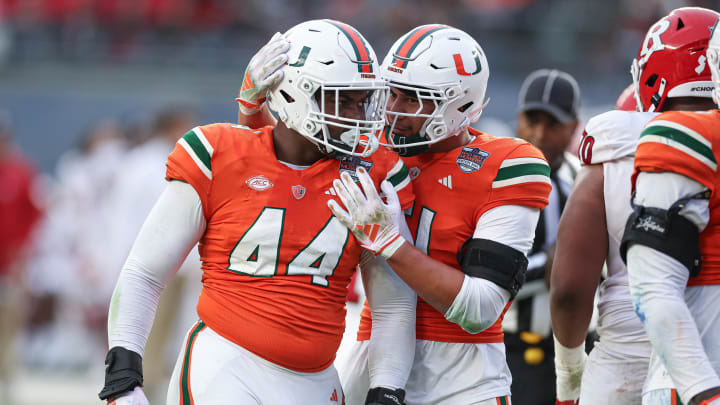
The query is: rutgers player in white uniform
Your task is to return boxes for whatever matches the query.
[550,7,719,405]
[622,16,720,405]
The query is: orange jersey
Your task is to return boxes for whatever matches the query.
[633,110,720,286]
[165,123,413,372]
[359,128,551,343]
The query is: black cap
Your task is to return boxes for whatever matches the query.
[518,69,580,124]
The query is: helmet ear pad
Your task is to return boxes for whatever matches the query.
[631,7,720,112]
[266,19,388,157]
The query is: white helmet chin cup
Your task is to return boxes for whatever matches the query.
[380,25,490,148]
[267,19,388,157]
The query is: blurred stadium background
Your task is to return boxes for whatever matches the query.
[1,0,718,404]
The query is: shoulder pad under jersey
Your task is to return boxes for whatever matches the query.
[578,110,658,165]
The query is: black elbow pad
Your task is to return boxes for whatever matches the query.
[620,204,702,277]
[456,238,528,300]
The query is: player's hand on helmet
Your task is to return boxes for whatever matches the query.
[365,387,407,405]
[553,337,586,405]
[328,167,407,259]
[107,386,149,405]
[236,32,290,115]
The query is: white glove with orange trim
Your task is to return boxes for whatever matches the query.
[328,167,406,259]
[107,387,149,405]
[236,32,290,115]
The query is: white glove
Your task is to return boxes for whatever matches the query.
[107,386,149,405]
[236,32,290,115]
[553,336,586,405]
[327,167,406,259]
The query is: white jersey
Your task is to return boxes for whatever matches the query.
[579,110,657,357]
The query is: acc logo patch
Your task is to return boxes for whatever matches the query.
[246,175,273,191]
[292,185,306,200]
[456,147,490,173]
[339,156,374,182]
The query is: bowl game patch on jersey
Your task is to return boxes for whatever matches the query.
[339,156,374,182]
[457,146,491,173]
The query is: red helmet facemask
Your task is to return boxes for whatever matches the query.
[631,7,720,112]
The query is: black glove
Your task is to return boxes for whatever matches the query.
[98,346,144,400]
[365,387,406,405]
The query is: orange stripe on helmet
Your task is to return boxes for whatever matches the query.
[393,24,447,68]
[325,20,373,73]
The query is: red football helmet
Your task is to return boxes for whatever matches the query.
[615,84,637,111]
[631,7,720,112]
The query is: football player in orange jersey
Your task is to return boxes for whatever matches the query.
[328,26,552,405]
[550,7,720,405]
[97,20,418,405]
[620,14,720,405]
[238,24,551,405]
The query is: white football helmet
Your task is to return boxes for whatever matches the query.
[381,25,490,154]
[267,19,388,157]
[708,18,720,106]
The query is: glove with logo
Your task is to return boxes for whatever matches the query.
[327,167,406,259]
[236,32,290,115]
[365,387,406,405]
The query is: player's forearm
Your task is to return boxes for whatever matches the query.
[361,252,416,389]
[550,165,606,347]
[386,242,464,314]
[237,104,276,128]
[628,245,720,404]
[549,251,598,347]
[108,181,205,353]
[550,292,595,347]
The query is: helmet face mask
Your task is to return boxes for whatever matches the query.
[267,19,388,158]
[379,25,490,156]
[385,81,455,155]
[308,86,388,156]
[631,7,720,112]
[708,19,720,107]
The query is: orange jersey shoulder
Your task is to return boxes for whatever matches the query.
[634,110,719,192]
[633,110,720,287]
[358,130,549,343]
[165,123,267,217]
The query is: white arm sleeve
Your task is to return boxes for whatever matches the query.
[444,205,540,334]
[108,180,206,356]
[627,171,718,404]
[360,217,416,390]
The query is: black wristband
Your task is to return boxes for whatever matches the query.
[98,347,144,400]
[365,387,406,405]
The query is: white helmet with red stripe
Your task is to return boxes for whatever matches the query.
[380,24,490,154]
[707,17,720,106]
[267,19,388,157]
